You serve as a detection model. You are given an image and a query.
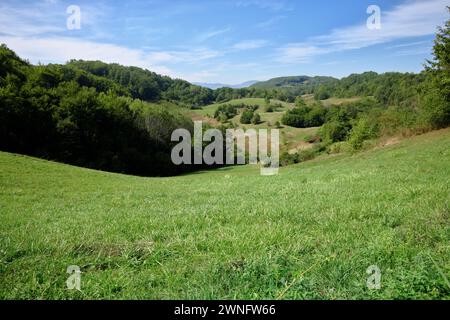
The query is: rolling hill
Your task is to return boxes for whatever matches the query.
[250,75,338,90]
[1,128,449,299]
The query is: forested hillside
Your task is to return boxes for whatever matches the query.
[0,45,195,176]
[67,60,215,107]
[251,75,338,92]
[251,72,427,106]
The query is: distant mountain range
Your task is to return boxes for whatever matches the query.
[193,80,259,89]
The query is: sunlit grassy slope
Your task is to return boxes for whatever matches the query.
[189,98,318,152]
[0,129,449,299]
[191,98,293,117]
[189,96,364,153]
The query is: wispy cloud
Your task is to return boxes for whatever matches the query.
[256,15,286,29]
[0,1,65,37]
[393,47,433,56]
[147,48,221,63]
[195,27,231,42]
[276,45,324,63]
[386,40,433,49]
[276,0,448,63]
[232,40,268,50]
[235,0,291,12]
[0,1,113,40]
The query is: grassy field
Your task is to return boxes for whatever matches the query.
[188,96,363,153]
[191,98,294,117]
[0,129,449,299]
[189,98,317,152]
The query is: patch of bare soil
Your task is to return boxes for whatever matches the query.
[188,112,221,126]
[288,141,314,154]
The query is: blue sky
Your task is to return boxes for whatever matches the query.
[0,0,448,84]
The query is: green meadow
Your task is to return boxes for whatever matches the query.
[188,96,364,153]
[189,97,316,153]
[0,129,449,299]
[191,98,293,117]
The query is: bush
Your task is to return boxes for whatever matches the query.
[295,96,307,107]
[318,121,350,144]
[281,104,327,128]
[327,141,350,154]
[298,148,318,161]
[280,151,300,166]
[251,112,261,124]
[348,117,380,151]
[377,106,417,136]
[240,109,254,124]
[214,104,239,121]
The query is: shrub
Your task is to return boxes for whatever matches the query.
[214,104,238,121]
[328,141,350,154]
[240,109,254,124]
[298,148,318,162]
[295,96,307,107]
[348,117,380,151]
[318,121,350,144]
[280,151,300,166]
[251,113,261,124]
[281,104,327,128]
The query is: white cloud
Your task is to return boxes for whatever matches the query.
[0,35,173,76]
[277,0,448,63]
[0,34,222,75]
